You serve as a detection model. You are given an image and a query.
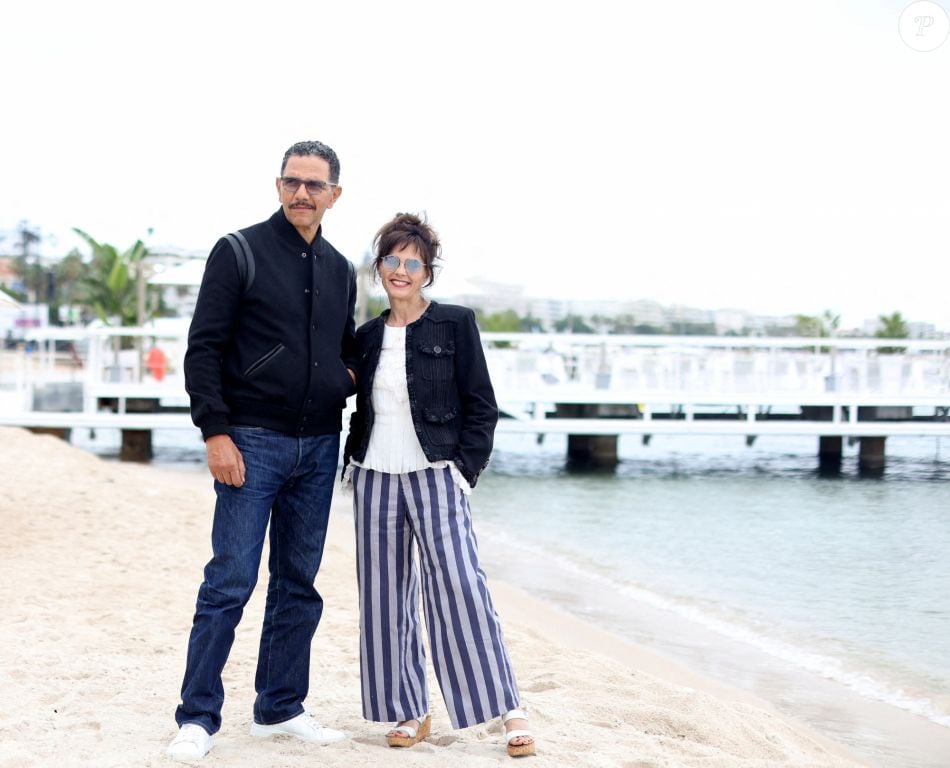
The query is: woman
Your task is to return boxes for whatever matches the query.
[343,213,535,757]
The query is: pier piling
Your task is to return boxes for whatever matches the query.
[858,436,886,477]
[818,436,843,475]
[120,430,153,462]
[556,402,638,470]
[116,397,160,462]
[566,434,619,470]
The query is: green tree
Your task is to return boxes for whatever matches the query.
[794,309,840,338]
[0,283,26,303]
[363,296,388,318]
[73,229,150,326]
[50,249,88,324]
[875,310,908,354]
[793,310,840,353]
[876,311,908,339]
[479,309,523,332]
[520,313,545,333]
[553,314,594,333]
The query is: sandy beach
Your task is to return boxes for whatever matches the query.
[0,427,867,768]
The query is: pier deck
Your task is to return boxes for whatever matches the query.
[2,327,948,462]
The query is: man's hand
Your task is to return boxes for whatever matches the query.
[206,434,246,487]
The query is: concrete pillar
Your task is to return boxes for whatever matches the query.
[859,436,886,477]
[818,435,843,476]
[119,397,158,462]
[555,402,636,471]
[121,430,153,462]
[567,434,619,471]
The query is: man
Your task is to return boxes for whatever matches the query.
[167,140,357,761]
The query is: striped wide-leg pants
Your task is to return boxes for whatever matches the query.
[352,465,521,729]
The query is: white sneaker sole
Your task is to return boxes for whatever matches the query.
[249,721,345,744]
[166,729,213,761]
[166,741,213,761]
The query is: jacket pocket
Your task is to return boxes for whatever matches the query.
[244,343,286,377]
[422,406,458,445]
[418,340,455,380]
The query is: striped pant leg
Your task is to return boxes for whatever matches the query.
[353,466,429,723]
[403,466,521,729]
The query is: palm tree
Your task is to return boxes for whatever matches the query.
[794,310,840,353]
[876,311,908,339]
[73,229,148,327]
[875,310,908,354]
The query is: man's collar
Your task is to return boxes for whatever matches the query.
[270,208,323,249]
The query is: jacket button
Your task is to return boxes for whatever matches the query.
[301,252,307,258]
[434,345,442,353]
[313,361,319,367]
[304,288,311,294]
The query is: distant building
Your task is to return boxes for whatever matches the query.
[430,275,946,337]
[907,321,938,340]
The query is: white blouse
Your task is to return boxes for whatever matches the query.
[347,324,472,494]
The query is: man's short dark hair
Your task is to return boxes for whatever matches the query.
[281,140,341,183]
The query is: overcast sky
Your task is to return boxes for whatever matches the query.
[1,0,947,329]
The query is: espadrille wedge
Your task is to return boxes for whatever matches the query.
[386,714,432,748]
[502,708,536,757]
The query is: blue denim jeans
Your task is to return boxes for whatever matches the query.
[174,427,339,735]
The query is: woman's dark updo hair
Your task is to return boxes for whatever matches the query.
[373,212,442,288]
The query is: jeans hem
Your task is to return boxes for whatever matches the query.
[252,705,306,727]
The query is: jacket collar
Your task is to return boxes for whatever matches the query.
[377,300,437,329]
[268,208,324,250]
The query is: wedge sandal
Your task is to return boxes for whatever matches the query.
[386,714,431,748]
[502,708,536,757]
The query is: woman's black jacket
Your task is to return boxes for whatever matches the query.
[343,302,498,487]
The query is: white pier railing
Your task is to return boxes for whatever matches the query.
[0,328,948,439]
[481,333,950,438]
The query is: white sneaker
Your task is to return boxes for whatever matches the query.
[249,711,346,744]
[166,723,213,760]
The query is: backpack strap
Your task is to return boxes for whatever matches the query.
[224,231,255,294]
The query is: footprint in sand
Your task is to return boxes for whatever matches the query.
[523,677,561,693]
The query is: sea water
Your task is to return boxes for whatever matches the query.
[473,433,950,768]
[70,428,950,766]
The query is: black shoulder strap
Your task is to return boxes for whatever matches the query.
[224,231,255,294]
